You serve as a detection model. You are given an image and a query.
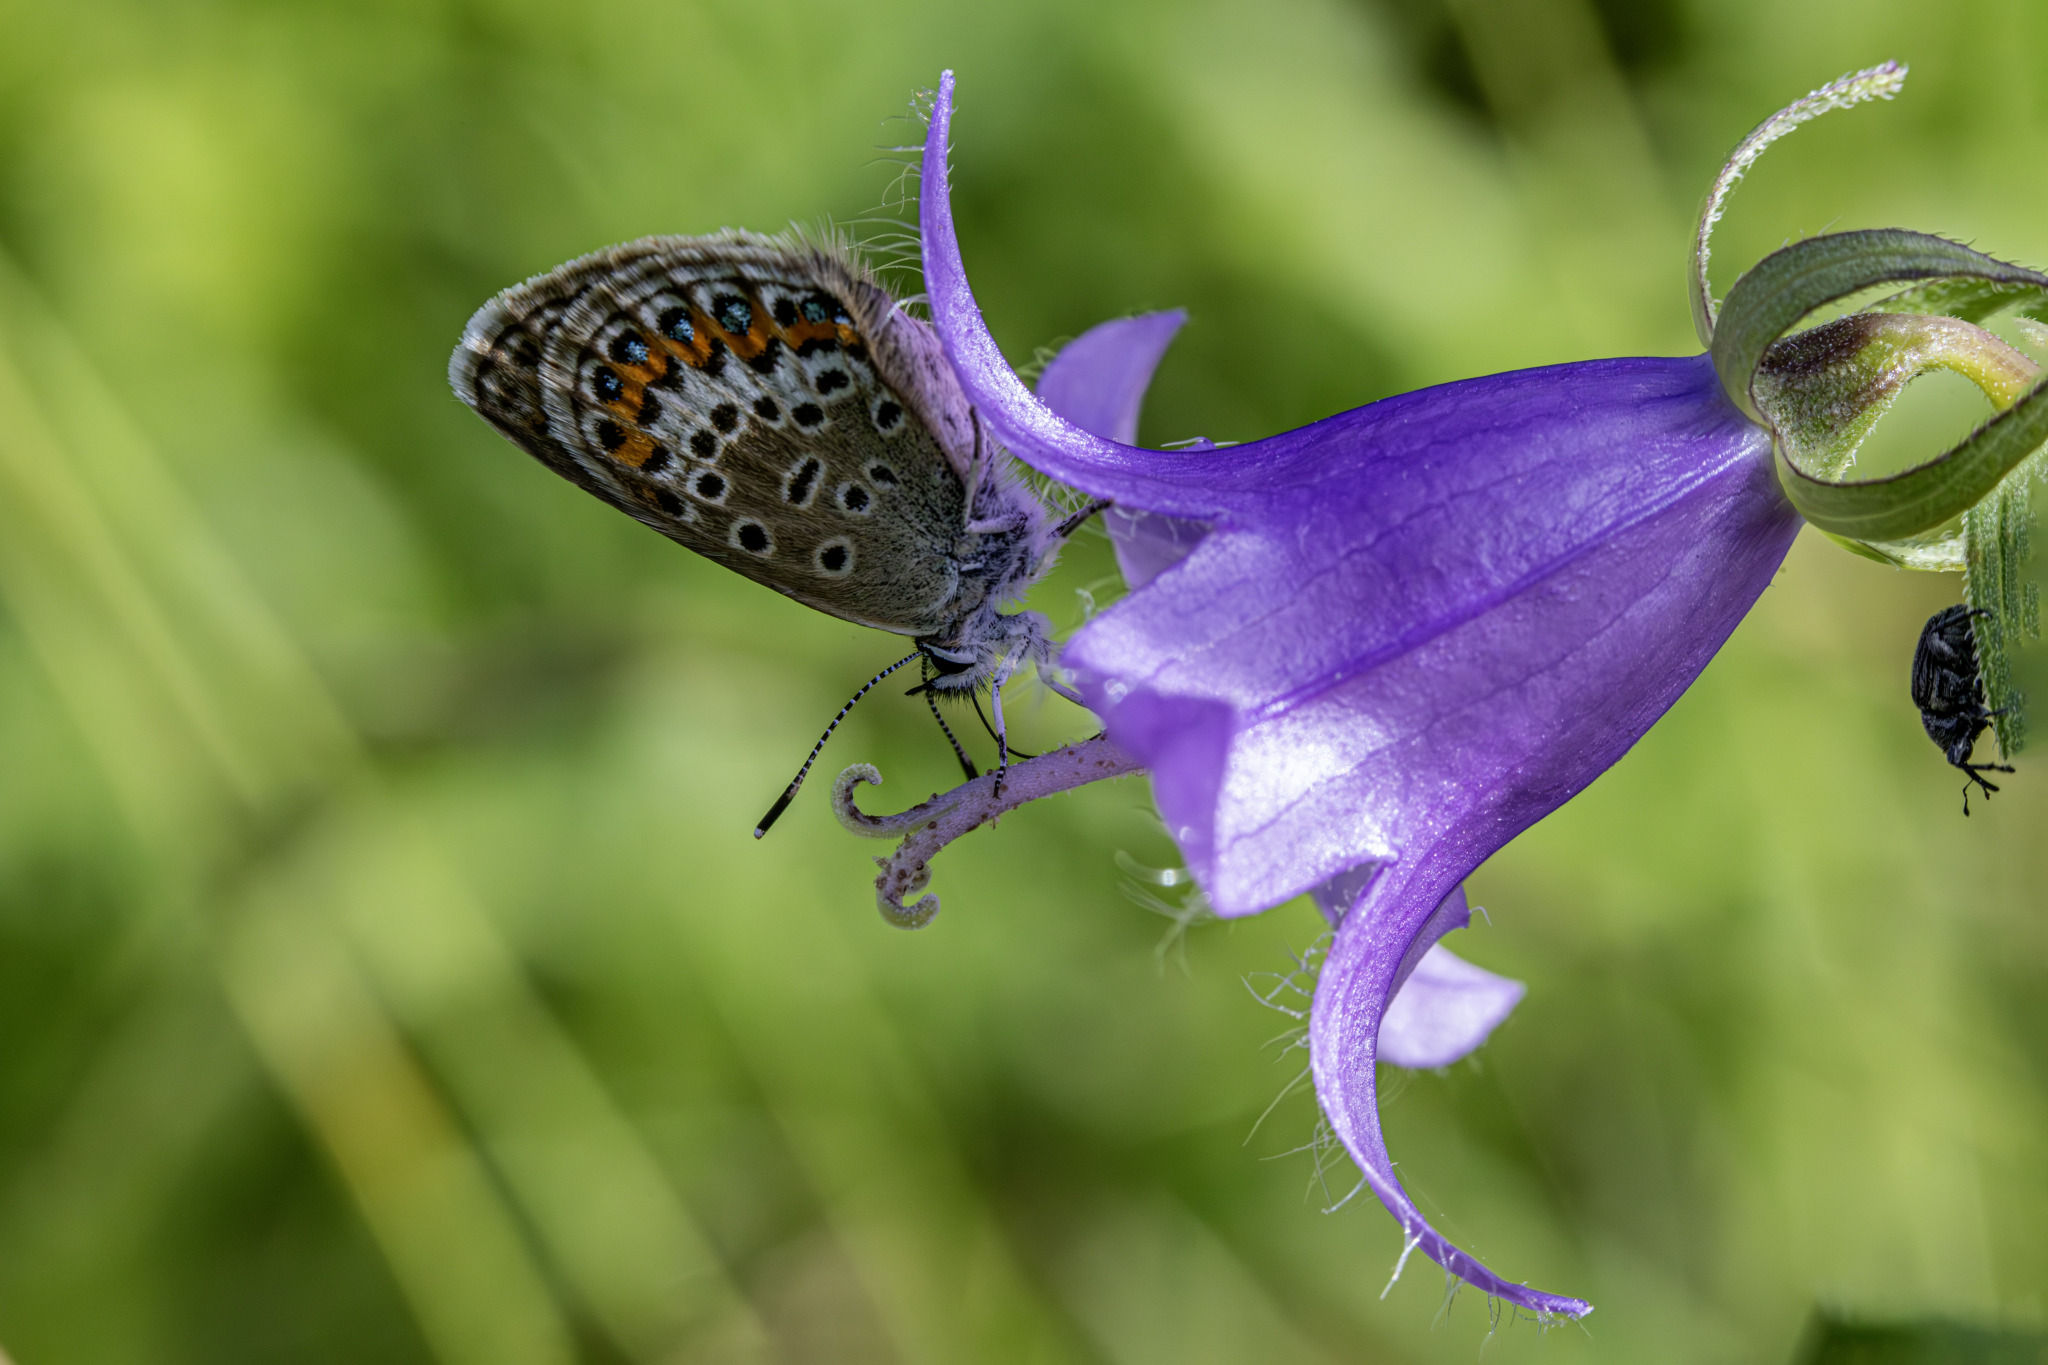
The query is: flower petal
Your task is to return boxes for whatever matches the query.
[923,74,1233,518]
[1033,312,1213,589]
[1313,877,1521,1068]
[1034,311,1185,445]
[1313,864,1590,1317]
[1069,356,1793,913]
[925,70,1796,1318]
[1379,945,1524,1070]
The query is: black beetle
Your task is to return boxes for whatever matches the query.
[1911,604,2015,814]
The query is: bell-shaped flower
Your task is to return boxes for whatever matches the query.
[839,67,2048,1318]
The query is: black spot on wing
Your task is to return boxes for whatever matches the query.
[609,332,649,365]
[713,295,752,334]
[786,458,821,505]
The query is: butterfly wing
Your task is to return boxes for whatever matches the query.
[450,233,978,637]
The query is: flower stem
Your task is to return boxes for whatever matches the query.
[833,735,1144,927]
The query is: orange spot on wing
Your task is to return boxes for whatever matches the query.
[615,428,663,469]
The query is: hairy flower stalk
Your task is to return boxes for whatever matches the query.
[836,66,2048,1316]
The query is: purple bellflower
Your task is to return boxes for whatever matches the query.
[836,67,2048,1318]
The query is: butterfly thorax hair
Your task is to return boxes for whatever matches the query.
[451,229,1063,697]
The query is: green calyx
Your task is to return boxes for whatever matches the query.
[1712,237,2048,542]
[1718,244,2048,760]
[1694,63,2048,759]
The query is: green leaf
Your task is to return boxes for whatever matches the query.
[1796,1311,2048,1365]
[1964,459,2042,758]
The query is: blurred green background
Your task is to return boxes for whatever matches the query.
[0,1,2044,1362]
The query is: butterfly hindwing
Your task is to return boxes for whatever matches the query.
[453,233,974,636]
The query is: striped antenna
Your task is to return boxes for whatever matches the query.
[755,650,921,838]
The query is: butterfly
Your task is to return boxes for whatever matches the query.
[448,232,1085,831]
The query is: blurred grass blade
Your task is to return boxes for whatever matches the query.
[0,252,765,1364]
[222,893,577,1365]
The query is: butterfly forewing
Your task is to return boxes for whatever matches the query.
[452,234,972,636]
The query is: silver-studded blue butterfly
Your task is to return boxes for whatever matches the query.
[449,232,1079,831]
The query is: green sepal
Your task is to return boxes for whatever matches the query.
[1712,230,2048,422]
[1822,531,1907,567]
[1775,375,2048,542]
[1859,532,1965,572]
[1820,530,1967,571]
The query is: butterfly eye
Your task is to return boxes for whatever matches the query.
[752,396,781,421]
[710,403,740,434]
[792,403,825,428]
[732,521,773,556]
[866,462,898,486]
[772,297,798,327]
[837,483,872,515]
[592,366,623,402]
[872,400,904,433]
[802,298,830,324]
[691,470,728,504]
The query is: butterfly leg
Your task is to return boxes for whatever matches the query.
[923,658,978,781]
[990,665,1012,804]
